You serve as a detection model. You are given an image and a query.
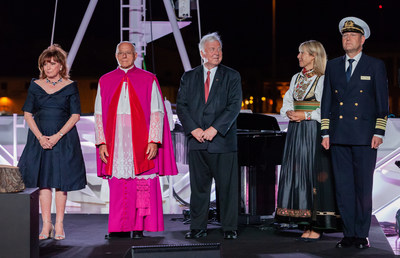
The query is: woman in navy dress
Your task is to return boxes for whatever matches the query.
[18,45,86,240]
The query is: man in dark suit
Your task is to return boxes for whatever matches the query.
[321,17,389,249]
[177,32,242,239]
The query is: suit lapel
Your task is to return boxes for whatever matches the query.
[195,66,206,103]
[206,65,223,105]
[336,56,347,95]
[345,54,367,94]
[350,54,366,83]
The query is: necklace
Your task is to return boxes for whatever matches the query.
[46,77,63,86]
[302,68,316,78]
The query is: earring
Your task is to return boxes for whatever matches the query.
[60,67,62,71]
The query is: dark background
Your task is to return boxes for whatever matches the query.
[1,0,399,113]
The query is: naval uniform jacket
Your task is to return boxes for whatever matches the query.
[176,64,242,153]
[321,53,389,145]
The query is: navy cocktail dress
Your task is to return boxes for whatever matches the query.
[18,79,86,191]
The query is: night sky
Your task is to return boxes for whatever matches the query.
[1,0,400,101]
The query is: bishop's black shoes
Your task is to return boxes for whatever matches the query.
[105,231,131,239]
[132,231,143,239]
[354,237,370,249]
[185,229,207,239]
[223,230,238,240]
[335,237,355,248]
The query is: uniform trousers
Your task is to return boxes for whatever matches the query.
[188,150,238,231]
[330,144,377,238]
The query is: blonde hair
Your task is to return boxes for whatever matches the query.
[299,40,327,76]
[38,44,69,79]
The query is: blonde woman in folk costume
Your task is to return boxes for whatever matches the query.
[275,40,339,241]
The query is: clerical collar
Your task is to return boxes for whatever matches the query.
[119,66,135,73]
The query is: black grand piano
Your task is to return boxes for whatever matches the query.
[237,112,286,224]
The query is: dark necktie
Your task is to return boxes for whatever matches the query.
[205,71,211,102]
[346,59,355,82]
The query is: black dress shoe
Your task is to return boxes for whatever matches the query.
[354,237,370,249]
[185,229,207,239]
[335,237,355,248]
[105,231,131,239]
[223,230,238,240]
[132,231,143,239]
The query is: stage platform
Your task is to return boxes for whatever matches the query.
[38,214,395,258]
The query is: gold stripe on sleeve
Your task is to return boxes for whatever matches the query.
[375,118,387,131]
[321,119,330,130]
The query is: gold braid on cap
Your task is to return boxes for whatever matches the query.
[341,20,364,35]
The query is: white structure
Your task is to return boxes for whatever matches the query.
[66,0,192,71]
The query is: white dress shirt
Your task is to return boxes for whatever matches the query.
[203,65,218,92]
[345,52,362,76]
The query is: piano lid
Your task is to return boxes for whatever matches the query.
[237,113,281,132]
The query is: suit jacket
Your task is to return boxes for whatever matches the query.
[321,53,389,145]
[176,64,242,153]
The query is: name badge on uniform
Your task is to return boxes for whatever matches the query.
[361,76,371,80]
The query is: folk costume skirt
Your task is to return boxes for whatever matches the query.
[275,120,339,230]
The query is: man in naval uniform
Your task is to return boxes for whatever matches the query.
[321,17,389,249]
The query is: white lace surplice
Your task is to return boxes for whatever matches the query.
[94,74,164,179]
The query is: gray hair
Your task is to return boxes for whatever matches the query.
[198,32,223,53]
[115,41,136,54]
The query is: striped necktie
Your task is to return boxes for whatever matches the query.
[346,59,355,82]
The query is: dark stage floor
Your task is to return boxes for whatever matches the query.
[38,214,396,258]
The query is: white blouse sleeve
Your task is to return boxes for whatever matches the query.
[94,83,106,145]
[280,74,298,119]
[148,80,164,144]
